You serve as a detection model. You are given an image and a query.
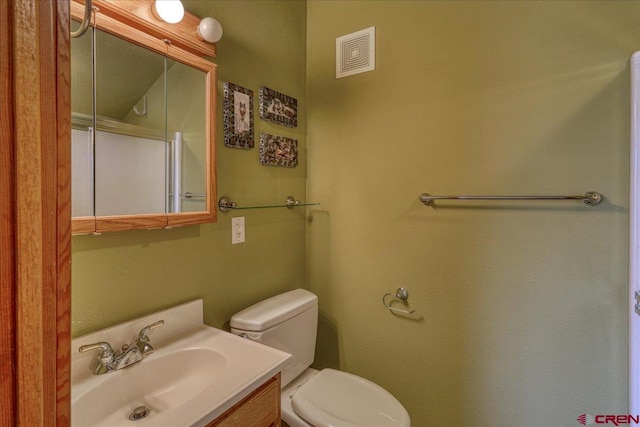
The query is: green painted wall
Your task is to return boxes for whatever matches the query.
[307,1,636,426]
[72,1,639,425]
[72,1,307,336]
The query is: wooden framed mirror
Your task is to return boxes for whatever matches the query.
[70,0,217,234]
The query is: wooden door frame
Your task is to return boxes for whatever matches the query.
[1,0,17,423]
[1,0,72,425]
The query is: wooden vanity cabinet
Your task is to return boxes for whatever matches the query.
[208,374,281,427]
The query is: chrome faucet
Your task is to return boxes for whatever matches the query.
[79,320,164,375]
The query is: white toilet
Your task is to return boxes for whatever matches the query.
[230,289,411,427]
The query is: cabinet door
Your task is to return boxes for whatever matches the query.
[209,374,281,427]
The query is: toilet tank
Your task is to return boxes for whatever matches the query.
[230,289,318,387]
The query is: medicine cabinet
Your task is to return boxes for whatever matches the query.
[70,0,217,234]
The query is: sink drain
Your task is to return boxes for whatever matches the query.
[128,406,150,421]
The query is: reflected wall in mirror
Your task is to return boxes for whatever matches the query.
[71,19,93,217]
[70,0,216,234]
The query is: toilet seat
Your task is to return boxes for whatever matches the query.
[291,368,411,427]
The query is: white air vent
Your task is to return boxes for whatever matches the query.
[336,26,375,79]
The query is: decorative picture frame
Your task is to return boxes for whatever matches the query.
[259,133,298,168]
[259,86,297,128]
[223,82,254,149]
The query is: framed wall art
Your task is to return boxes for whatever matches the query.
[259,86,297,128]
[259,133,298,168]
[223,82,254,149]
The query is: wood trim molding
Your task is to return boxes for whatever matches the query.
[55,0,73,423]
[72,0,216,58]
[72,216,96,235]
[95,214,168,233]
[1,0,17,424]
[7,0,71,424]
[14,0,49,421]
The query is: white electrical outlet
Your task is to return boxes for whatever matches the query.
[232,217,245,244]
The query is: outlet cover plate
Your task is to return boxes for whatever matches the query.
[232,217,245,244]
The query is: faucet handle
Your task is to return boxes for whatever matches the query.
[135,320,164,357]
[136,320,164,341]
[79,342,115,374]
[79,342,115,360]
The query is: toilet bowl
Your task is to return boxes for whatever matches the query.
[230,289,411,427]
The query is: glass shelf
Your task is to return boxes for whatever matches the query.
[218,196,319,213]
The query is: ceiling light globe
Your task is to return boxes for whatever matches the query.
[154,0,184,24]
[197,17,223,43]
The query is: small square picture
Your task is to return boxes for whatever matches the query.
[259,133,298,168]
[223,82,254,149]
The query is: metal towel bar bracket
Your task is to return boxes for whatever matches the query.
[383,288,416,315]
[419,191,602,206]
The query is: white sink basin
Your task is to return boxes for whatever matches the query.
[73,345,224,426]
[71,301,291,427]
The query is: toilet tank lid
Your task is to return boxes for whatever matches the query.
[230,289,318,332]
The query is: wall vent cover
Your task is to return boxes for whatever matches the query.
[336,26,375,79]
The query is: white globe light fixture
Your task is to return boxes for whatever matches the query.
[197,17,223,43]
[153,0,184,24]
